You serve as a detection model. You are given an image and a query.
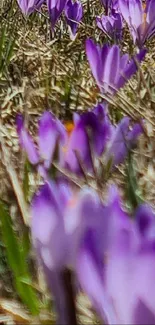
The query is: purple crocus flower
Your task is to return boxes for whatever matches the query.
[96,11,123,41]
[16,104,111,177]
[16,111,66,177]
[119,0,155,47]
[105,117,143,167]
[47,0,67,30]
[17,0,44,15]
[31,180,134,324]
[60,103,112,174]
[64,0,83,40]
[31,180,109,324]
[76,186,155,324]
[101,0,119,14]
[86,39,146,94]
[100,0,112,14]
[105,223,155,323]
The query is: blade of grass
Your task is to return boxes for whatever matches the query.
[0,201,39,315]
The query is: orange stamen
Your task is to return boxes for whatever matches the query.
[62,120,75,154]
[64,121,75,136]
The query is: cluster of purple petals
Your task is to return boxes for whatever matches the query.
[16,102,143,177]
[31,179,155,324]
[17,0,83,37]
[17,0,155,46]
[86,39,146,94]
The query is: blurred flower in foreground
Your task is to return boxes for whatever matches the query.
[76,186,155,324]
[31,179,155,324]
[31,180,108,324]
[119,0,155,47]
[47,0,67,30]
[31,181,128,324]
[65,0,83,40]
[86,39,146,94]
[17,0,44,15]
[96,11,123,41]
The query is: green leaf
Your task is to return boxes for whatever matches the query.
[0,201,39,315]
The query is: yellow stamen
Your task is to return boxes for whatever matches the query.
[62,120,75,154]
[64,121,75,136]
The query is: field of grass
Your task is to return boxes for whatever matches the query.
[0,0,155,324]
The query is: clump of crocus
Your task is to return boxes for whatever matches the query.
[64,0,83,40]
[76,186,155,324]
[119,0,155,48]
[96,11,123,41]
[16,104,111,176]
[17,0,44,15]
[31,180,111,324]
[16,104,143,178]
[31,178,155,324]
[86,39,146,94]
[47,0,67,30]
[30,180,124,324]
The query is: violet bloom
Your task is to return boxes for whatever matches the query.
[16,111,66,177]
[96,11,123,41]
[119,0,155,47]
[101,0,119,14]
[47,0,67,30]
[31,180,110,324]
[105,117,143,167]
[17,0,44,15]
[76,186,155,324]
[100,0,112,14]
[65,0,83,40]
[105,206,155,324]
[60,103,112,174]
[86,39,146,94]
[16,104,111,177]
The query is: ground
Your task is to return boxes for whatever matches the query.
[0,0,155,323]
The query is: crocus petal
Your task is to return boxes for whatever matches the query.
[76,229,116,324]
[128,0,143,29]
[106,116,131,166]
[38,111,66,169]
[40,266,70,325]
[16,114,39,165]
[118,0,131,25]
[85,39,101,86]
[105,228,136,324]
[62,121,91,173]
[135,204,155,240]
[118,49,147,89]
[65,0,83,38]
[17,0,44,15]
[47,0,67,29]
[31,182,67,269]
[133,299,155,324]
